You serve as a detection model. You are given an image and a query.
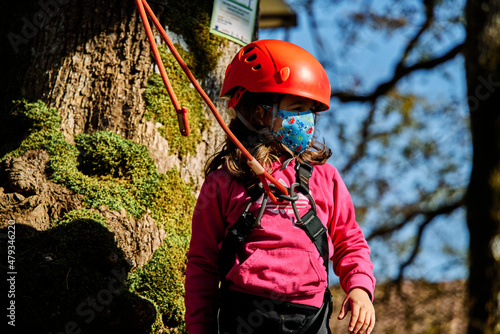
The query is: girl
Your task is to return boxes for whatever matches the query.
[185,39,375,334]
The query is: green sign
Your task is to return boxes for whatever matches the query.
[210,0,258,46]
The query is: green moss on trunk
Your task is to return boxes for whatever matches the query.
[143,0,226,156]
[2,100,196,332]
[144,45,210,157]
[156,0,223,79]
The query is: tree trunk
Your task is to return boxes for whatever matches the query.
[465,1,500,333]
[1,0,239,331]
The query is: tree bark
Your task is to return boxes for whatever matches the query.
[465,1,500,333]
[18,0,233,187]
[21,0,151,141]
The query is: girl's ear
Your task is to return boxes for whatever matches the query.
[255,105,265,117]
[257,105,275,127]
[254,105,268,125]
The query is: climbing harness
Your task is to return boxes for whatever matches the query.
[133,0,288,204]
[217,160,332,334]
[218,161,329,284]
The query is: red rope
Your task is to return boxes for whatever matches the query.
[135,0,288,203]
[134,0,189,136]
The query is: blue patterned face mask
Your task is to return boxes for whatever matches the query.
[261,105,316,154]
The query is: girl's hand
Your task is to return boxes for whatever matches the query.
[337,288,375,334]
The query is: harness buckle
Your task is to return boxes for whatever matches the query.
[295,161,314,194]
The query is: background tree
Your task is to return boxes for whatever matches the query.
[465,0,500,332]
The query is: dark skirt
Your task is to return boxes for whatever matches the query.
[216,290,332,334]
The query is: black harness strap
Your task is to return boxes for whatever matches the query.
[295,159,314,194]
[218,201,258,285]
[243,177,265,201]
[296,208,329,274]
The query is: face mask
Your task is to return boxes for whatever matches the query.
[263,105,315,154]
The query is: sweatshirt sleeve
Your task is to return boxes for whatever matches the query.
[330,168,376,300]
[185,174,226,334]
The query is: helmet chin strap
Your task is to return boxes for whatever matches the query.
[231,107,273,140]
[270,101,279,133]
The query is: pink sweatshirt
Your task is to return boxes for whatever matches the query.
[185,158,375,334]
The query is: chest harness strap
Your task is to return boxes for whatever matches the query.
[218,161,329,285]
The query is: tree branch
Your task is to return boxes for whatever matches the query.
[398,0,435,69]
[395,213,435,283]
[367,196,465,241]
[365,196,465,283]
[332,42,464,103]
[341,102,377,174]
[338,0,437,176]
[305,0,334,69]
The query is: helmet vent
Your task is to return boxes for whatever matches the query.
[252,64,262,70]
[245,53,257,62]
[243,46,255,54]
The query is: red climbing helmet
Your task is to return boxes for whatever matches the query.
[220,39,331,111]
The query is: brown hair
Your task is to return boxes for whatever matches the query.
[205,91,332,183]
